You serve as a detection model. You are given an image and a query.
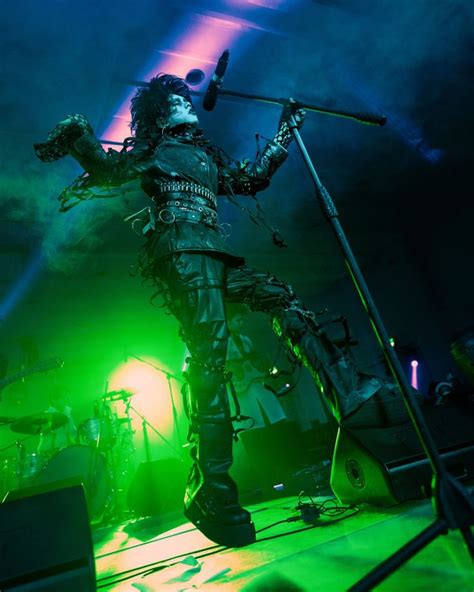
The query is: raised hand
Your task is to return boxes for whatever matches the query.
[279,102,306,130]
[275,102,307,149]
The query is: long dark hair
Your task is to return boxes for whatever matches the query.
[128,73,232,169]
[130,74,194,147]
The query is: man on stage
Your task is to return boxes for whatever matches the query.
[34,73,394,547]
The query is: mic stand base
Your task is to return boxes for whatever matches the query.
[350,472,474,591]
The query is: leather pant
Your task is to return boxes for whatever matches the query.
[155,251,384,504]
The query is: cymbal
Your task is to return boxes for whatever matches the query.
[102,389,135,401]
[10,413,68,435]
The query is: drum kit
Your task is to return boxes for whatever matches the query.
[0,389,137,524]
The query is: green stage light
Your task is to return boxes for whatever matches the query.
[107,357,177,446]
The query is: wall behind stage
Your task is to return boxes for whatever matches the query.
[306,206,473,399]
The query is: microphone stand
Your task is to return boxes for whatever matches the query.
[125,401,184,460]
[128,354,184,455]
[213,88,473,590]
[0,433,36,454]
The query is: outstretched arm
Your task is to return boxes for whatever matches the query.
[217,106,305,196]
[34,114,139,185]
[34,114,147,210]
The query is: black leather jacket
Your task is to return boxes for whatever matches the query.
[69,130,288,263]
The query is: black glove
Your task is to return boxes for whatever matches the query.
[34,114,93,162]
[278,101,306,129]
[275,102,306,148]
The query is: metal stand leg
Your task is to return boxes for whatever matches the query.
[460,527,474,557]
[349,520,448,591]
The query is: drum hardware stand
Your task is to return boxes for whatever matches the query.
[125,401,183,460]
[128,353,185,455]
[0,435,40,492]
[111,396,136,520]
[0,434,37,458]
[99,383,139,523]
[0,434,35,455]
[142,415,151,464]
[123,402,184,520]
[90,382,115,523]
[209,81,474,588]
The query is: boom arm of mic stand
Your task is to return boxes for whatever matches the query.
[129,353,184,383]
[103,83,386,149]
[190,87,386,126]
[127,402,184,460]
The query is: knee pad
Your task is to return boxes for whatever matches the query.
[183,358,231,421]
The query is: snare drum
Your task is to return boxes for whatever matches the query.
[20,452,47,482]
[1,453,48,497]
[79,418,101,445]
[79,416,115,449]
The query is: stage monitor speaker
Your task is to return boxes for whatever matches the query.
[127,458,188,517]
[0,484,96,591]
[330,401,474,506]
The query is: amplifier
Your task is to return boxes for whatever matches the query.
[330,401,474,506]
[0,484,95,591]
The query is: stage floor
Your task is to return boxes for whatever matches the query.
[93,494,474,591]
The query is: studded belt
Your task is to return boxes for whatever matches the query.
[153,181,217,209]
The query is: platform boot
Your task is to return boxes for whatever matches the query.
[183,362,256,547]
[272,306,393,423]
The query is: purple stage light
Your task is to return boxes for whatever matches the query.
[102,13,248,144]
[226,0,289,9]
[411,359,419,390]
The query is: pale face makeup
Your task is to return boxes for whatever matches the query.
[164,93,199,128]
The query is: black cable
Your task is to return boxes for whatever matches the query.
[255,495,359,538]
[96,497,359,588]
[256,517,299,534]
[95,542,222,585]
[139,504,360,583]
[96,504,274,576]
[296,491,357,517]
[97,507,361,589]
[318,497,356,516]
[256,508,360,543]
[95,526,198,560]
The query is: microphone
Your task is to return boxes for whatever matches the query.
[203,49,230,111]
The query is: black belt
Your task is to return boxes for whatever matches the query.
[153,193,218,228]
